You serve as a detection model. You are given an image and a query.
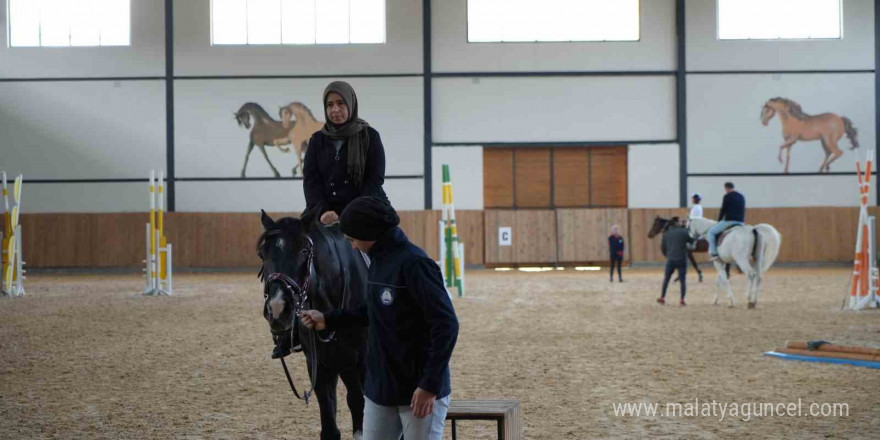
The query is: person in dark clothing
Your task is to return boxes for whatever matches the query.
[299,197,459,440]
[658,223,694,306]
[273,81,388,359]
[707,182,746,258]
[608,224,625,282]
[303,80,388,225]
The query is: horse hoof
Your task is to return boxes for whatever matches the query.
[353,431,363,440]
[747,302,756,309]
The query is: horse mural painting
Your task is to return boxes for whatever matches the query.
[258,210,368,440]
[235,103,299,178]
[761,97,859,173]
[688,217,781,309]
[281,102,326,176]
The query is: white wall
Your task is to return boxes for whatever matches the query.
[689,175,876,208]
[0,80,166,179]
[431,146,484,210]
[432,76,676,143]
[173,0,423,76]
[432,0,676,72]
[686,0,875,71]
[628,143,680,208]
[687,73,875,174]
[174,77,424,178]
[0,0,165,78]
[19,182,148,213]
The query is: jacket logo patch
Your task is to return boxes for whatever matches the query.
[380,288,394,306]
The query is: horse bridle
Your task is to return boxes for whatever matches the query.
[261,234,324,404]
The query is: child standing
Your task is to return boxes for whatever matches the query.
[609,225,625,282]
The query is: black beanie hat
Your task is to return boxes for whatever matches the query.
[340,196,400,241]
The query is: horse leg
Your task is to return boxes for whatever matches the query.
[689,250,703,283]
[257,144,282,178]
[782,142,794,174]
[715,259,735,307]
[713,261,726,306]
[823,138,844,173]
[293,142,304,176]
[340,367,366,439]
[818,139,831,173]
[314,368,342,440]
[241,142,255,178]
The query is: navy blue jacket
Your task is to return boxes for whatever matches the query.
[325,227,459,406]
[718,191,746,222]
[303,127,387,216]
[609,235,625,260]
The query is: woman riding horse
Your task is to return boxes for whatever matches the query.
[272,80,388,359]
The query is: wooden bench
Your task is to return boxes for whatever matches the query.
[445,400,520,440]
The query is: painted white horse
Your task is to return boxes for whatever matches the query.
[688,217,781,309]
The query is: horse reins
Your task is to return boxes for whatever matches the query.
[263,236,323,404]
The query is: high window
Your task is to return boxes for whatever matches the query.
[467,0,640,43]
[718,0,842,40]
[8,0,130,47]
[211,0,385,45]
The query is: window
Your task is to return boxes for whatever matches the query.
[8,0,130,47]
[211,0,385,45]
[718,0,841,40]
[467,0,639,43]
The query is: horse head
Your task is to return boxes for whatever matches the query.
[647,216,670,238]
[257,210,314,334]
[760,102,776,126]
[235,110,252,129]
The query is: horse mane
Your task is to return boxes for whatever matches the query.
[239,102,276,124]
[769,97,810,121]
[290,102,318,121]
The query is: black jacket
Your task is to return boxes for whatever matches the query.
[718,191,746,222]
[661,226,694,262]
[608,235,625,259]
[303,127,387,216]
[325,227,459,406]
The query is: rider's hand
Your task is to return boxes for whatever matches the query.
[410,388,436,419]
[320,211,339,225]
[299,310,326,331]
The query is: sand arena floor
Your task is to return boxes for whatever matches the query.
[0,267,878,439]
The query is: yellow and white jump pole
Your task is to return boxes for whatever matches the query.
[1,172,25,297]
[144,170,173,296]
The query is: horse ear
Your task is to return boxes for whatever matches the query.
[261,209,275,230]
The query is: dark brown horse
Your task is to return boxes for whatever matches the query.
[234,103,298,178]
[648,216,705,283]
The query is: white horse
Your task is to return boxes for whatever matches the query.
[688,217,781,309]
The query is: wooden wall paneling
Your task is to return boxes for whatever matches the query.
[589,147,627,207]
[553,149,590,207]
[456,210,485,266]
[514,149,552,208]
[514,210,557,264]
[484,210,517,265]
[483,149,515,208]
[398,210,442,260]
[556,208,629,263]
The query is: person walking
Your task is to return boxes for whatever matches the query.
[658,222,694,306]
[299,196,459,440]
[608,225,625,282]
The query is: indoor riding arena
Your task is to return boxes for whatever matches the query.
[1,1,878,440]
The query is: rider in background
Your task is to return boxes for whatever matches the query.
[707,182,745,259]
[608,225,625,282]
[689,193,703,219]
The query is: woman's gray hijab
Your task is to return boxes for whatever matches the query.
[321,81,371,191]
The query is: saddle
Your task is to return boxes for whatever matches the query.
[715,224,743,248]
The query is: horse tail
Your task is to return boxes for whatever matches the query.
[754,224,781,273]
[842,116,859,150]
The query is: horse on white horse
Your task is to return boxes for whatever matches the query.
[687,217,781,309]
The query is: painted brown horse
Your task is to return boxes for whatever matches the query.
[280,102,326,176]
[234,103,297,178]
[761,97,859,173]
